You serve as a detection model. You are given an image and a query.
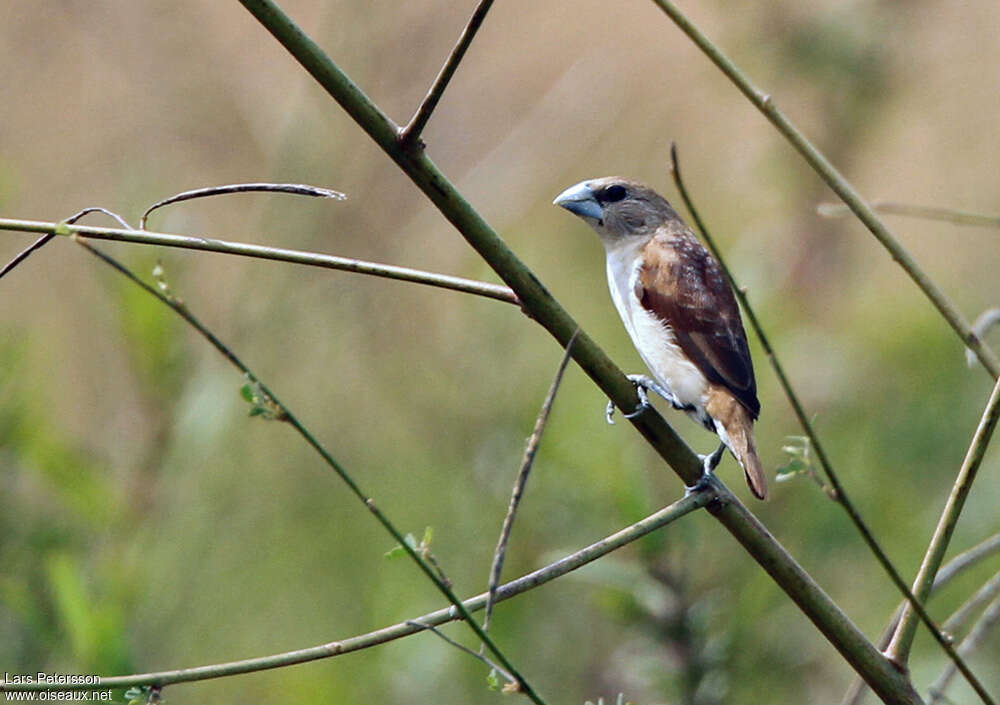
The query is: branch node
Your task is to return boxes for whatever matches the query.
[397,126,426,153]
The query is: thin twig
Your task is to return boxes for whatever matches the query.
[671,143,981,696]
[967,309,1000,368]
[71,236,544,704]
[0,492,711,692]
[887,374,1000,666]
[234,4,925,701]
[928,597,1000,704]
[818,201,1000,229]
[140,182,345,229]
[935,534,1000,590]
[483,331,579,637]
[0,207,131,280]
[653,4,997,698]
[398,0,496,146]
[406,621,516,686]
[0,217,518,305]
[0,233,53,280]
[942,571,1000,637]
[843,533,1000,705]
[648,0,1000,380]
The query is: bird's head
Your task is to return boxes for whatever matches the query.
[553,177,678,245]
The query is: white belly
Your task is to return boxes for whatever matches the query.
[605,248,708,410]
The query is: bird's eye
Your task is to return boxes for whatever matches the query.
[601,185,627,202]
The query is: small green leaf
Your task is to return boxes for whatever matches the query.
[486,668,500,691]
[240,383,255,403]
[383,545,406,560]
[421,525,434,547]
[384,533,418,560]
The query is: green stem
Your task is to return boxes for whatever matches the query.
[818,201,1000,229]
[886,374,1000,664]
[74,238,543,705]
[842,533,1000,705]
[233,2,924,701]
[0,217,517,305]
[399,0,496,145]
[1,492,710,692]
[928,596,1000,704]
[671,144,967,692]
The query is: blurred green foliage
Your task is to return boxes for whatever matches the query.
[1,1,999,704]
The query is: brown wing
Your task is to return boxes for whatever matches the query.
[638,229,760,418]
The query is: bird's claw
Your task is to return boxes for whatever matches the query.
[606,374,676,425]
[685,443,726,496]
[684,474,714,497]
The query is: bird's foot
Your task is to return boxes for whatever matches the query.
[685,443,726,496]
[606,374,678,425]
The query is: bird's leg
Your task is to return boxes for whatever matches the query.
[606,374,679,424]
[686,442,726,496]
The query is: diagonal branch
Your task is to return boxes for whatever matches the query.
[406,621,516,686]
[484,331,578,636]
[941,571,1000,638]
[934,534,1000,589]
[72,235,545,704]
[0,232,54,280]
[671,143,977,694]
[0,217,518,305]
[928,596,1000,704]
[234,2,924,702]
[886,373,1000,664]
[648,0,1000,380]
[818,201,1000,230]
[843,533,1000,705]
[398,0,496,146]
[0,492,710,693]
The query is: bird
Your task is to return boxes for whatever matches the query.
[553,177,767,500]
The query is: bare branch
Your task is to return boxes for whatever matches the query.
[935,534,1000,590]
[1,207,131,280]
[0,217,518,305]
[140,182,345,229]
[406,621,516,686]
[672,142,970,694]
[0,233,54,280]
[886,373,1000,669]
[967,308,1000,368]
[818,201,1000,229]
[928,596,1000,704]
[843,533,1000,705]
[398,0,496,146]
[70,235,544,705]
[484,331,579,636]
[0,492,710,692]
[233,2,925,701]
[942,571,1000,638]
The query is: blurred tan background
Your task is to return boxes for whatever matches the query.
[2,1,999,703]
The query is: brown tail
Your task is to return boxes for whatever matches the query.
[732,426,768,501]
[706,387,768,500]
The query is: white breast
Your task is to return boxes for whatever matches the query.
[604,242,709,410]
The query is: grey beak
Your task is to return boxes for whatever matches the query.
[553,181,603,222]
